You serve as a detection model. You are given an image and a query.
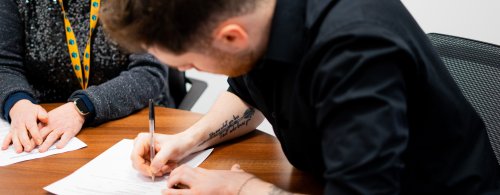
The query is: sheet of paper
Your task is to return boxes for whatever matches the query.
[0,120,87,166]
[44,139,214,195]
[0,118,9,131]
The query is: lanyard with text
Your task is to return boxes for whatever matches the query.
[58,0,101,89]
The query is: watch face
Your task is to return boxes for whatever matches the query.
[74,98,90,115]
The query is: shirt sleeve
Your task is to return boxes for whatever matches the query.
[0,0,37,120]
[312,25,412,194]
[70,53,170,126]
[3,92,37,122]
[227,77,257,108]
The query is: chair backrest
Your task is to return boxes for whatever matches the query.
[168,69,188,108]
[168,69,208,110]
[428,33,500,164]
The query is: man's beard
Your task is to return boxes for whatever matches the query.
[209,46,260,77]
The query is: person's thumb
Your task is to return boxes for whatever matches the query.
[37,107,49,123]
[231,164,245,172]
[150,148,174,174]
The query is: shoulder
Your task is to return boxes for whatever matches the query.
[309,0,418,49]
[302,0,428,73]
[317,0,414,30]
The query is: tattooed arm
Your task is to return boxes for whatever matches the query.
[131,92,300,194]
[191,91,265,150]
[131,91,265,176]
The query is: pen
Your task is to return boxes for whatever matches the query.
[149,99,156,181]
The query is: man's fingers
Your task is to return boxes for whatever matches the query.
[56,131,73,149]
[151,147,175,174]
[166,165,194,188]
[37,106,49,124]
[158,162,178,175]
[131,134,155,176]
[18,125,33,152]
[154,163,176,177]
[11,133,23,153]
[26,120,42,145]
[131,134,147,165]
[38,131,62,153]
[29,138,36,151]
[162,188,191,195]
[131,152,155,177]
[39,126,52,140]
[1,132,12,150]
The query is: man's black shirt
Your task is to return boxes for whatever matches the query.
[228,0,500,194]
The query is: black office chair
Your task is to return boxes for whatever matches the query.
[168,69,208,110]
[428,33,500,164]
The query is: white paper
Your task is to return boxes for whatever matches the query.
[0,118,9,129]
[0,120,87,166]
[44,139,214,195]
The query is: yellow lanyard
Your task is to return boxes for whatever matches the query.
[58,0,101,89]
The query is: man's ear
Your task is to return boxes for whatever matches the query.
[212,24,249,53]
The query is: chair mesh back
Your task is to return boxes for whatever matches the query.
[428,33,500,164]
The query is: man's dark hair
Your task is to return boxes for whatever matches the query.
[100,0,258,54]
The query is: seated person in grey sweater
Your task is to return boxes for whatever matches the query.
[0,1,174,153]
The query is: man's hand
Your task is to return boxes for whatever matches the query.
[37,102,85,152]
[131,132,199,178]
[162,164,284,195]
[2,100,48,153]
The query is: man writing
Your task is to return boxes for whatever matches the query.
[100,0,499,194]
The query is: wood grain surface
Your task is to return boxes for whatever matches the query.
[0,104,323,194]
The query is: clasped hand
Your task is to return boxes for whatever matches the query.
[2,101,84,153]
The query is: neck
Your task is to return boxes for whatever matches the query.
[239,0,277,55]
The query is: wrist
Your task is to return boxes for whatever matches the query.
[9,99,34,117]
[4,92,36,122]
[68,95,96,124]
[67,99,87,125]
[179,126,207,152]
[237,176,257,195]
[68,97,90,115]
[237,176,273,195]
[68,102,86,123]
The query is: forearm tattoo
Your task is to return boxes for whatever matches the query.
[269,185,292,195]
[198,108,256,147]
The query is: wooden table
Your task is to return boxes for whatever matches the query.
[0,104,323,194]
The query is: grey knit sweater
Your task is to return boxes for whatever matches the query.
[0,0,174,125]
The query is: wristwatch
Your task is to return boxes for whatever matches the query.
[69,98,90,116]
